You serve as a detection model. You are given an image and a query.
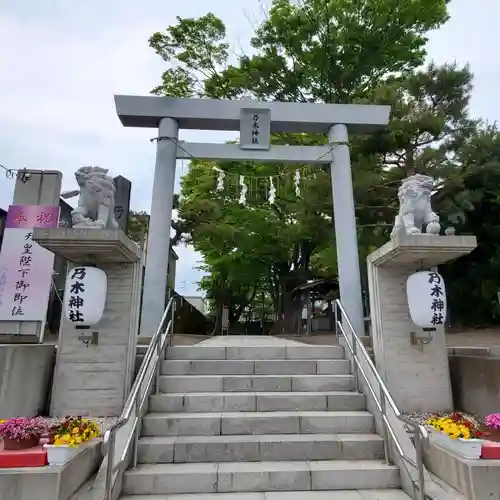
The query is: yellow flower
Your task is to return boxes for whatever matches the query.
[54,435,70,445]
[427,415,475,440]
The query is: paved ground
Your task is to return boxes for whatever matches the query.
[200,335,303,346]
[168,329,500,347]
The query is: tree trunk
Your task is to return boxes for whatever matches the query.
[281,289,302,335]
[213,300,222,335]
[405,145,416,176]
[270,283,285,334]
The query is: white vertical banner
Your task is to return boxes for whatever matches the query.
[0,205,59,323]
[222,304,229,332]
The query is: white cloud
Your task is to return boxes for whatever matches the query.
[0,0,499,297]
[0,0,251,295]
[425,0,500,122]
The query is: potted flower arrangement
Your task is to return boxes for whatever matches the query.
[0,417,48,450]
[427,412,484,459]
[44,416,100,465]
[483,413,500,442]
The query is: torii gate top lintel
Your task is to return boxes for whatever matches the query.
[114,95,390,134]
[120,92,391,341]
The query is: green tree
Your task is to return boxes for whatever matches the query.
[127,196,184,245]
[301,62,477,294]
[150,0,450,101]
[352,62,477,244]
[149,0,469,332]
[127,210,150,244]
[177,153,334,332]
[433,126,500,327]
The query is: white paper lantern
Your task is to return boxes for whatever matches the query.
[64,266,107,326]
[406,271,447,328]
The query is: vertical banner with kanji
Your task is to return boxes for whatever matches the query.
[222,304,229,334]
[0,205,60,323]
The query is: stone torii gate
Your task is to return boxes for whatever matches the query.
[114,95,390,338]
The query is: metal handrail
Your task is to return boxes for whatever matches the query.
[101,297,176,500]
[334,300,428,500]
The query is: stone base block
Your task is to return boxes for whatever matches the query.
[0,440,100,500]
[369,233,477,268]
[42,231,143,417]
[367,234,477,412]
[32,228,140,263]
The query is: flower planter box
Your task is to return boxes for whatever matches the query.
[482,441,500,459]
[3,436,39,451]
[430,430,483,459]
[480,426,500,443]
[44,444,86,466]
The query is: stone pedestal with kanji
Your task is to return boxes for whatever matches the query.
[366,233,477,412]
[33,228,142,417]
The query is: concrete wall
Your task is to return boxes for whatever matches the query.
[168,249,177,290]
[449,355,500,418]
[0,344,55,418]
[425,441,500,500]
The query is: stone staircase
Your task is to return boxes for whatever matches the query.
[121,338,410,499]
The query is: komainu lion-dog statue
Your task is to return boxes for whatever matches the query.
[391,174,441,238]
[61,166,119,230]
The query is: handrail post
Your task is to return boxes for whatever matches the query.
[104,431,116,500]
[379,388,390,464]
[171,299,176,339]
[352,337,360,393]
[334,299,426,498]
[132,391,141,468]
[100,298,175,500]
[414,429,426,500]
[334,302,339,339]
[155,333,161,395]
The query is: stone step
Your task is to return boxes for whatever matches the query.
[122,460,400,495]
[149,391,366,413]
[142,411,374,437]
[161,359,351,376]
[121,491,410,499]
[138,433,384,463]
[159,375,355,393]
[166,345,344,361]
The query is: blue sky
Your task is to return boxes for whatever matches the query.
[0,0,499,295]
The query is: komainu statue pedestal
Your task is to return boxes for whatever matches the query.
[367,233,477,412]
[33,228,142,417]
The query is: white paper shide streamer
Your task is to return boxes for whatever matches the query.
[212,166,226,192]
[268,176,276,205]
[294,169,301,197]
[239,175,248,205]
